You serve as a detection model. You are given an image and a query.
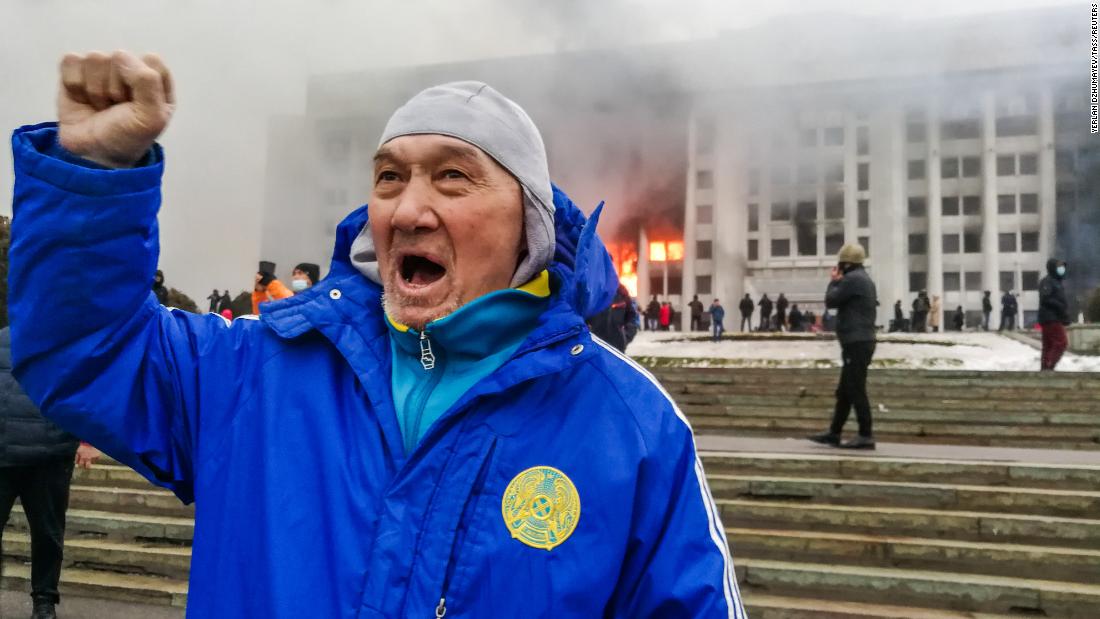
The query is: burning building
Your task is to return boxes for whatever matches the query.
[262,5,1099,330]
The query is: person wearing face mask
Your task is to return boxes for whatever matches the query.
[1038,258,1071,371]
[291,262,321,292]
[809,243,878,450]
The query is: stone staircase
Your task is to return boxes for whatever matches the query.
[1,461,191,609]
[655,367,1100,450]
[708,450,1100,618]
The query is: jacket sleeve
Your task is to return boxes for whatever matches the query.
[608,403,746,618]
[267,279,294,301]
[825,278,854,309]
[9,123,252,502]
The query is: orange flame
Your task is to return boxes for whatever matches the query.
[607,242,639,298]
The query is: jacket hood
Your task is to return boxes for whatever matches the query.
[324,184,618,320]
[1046,258,1064,278]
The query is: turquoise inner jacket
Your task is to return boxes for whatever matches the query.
[387,272,551,454]
[9,122,745,619]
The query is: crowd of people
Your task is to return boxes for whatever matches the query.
[889,288,1028,334]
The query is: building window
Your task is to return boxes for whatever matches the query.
[857,163,869,191]
[697,204,713,225]
[910,271,928,292]
[825,193,844,219]
[748,239,759,261]
[964,232,982,253]
[857,126,869,155]
[1021,231,1039,252]
[1022,271,1040,291]
[908,196,927,217]
[906,122,926,143]
[942,157,959,178]
[998,194,1016,214]
[965,272,982,291]
[825,162,844,183]
[961,156,981,177]
[800,128,817,147]
[748,203,759,231]
[1019,193,1039,214]
[942,196,960,216]
[825,230,845,255]
[996,116,1038,137]
[696,240,713,260]
[1000,271,1016,292]
[962,195,981,215]
[1018,153,1038,175]
[697,170,714,190]
[795,202,818,256]
[999,232,1017,253]
[859,236,870,257]
[943,234,960,253]
[908,159,926,180]
[909,233,928,254]
[824,127,844,146]
[997,155,1016,176]
[696,275,712,295]
[771,238,791,257]
[942,119,980,140]
[944,272,962,292]
[771,202,791,221]
[797,163,816,184]
[858,200,870,228]
[796,201,817,221]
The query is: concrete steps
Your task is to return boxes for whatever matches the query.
[1,561,187,608]
[647,367,1100,448]
[715,450,1100,616]
[3,532,191,580]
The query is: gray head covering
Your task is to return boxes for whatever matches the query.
[350,81,555,288]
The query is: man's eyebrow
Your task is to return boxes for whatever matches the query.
[372,142,487,167]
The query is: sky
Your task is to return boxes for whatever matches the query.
[0,0,1080,303]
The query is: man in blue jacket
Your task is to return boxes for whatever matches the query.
[8,51,744,618]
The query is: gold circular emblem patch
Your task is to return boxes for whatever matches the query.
[501,466,580,551]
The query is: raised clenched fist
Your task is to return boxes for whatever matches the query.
[58,51,175,169]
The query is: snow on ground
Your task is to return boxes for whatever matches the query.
[626,330,1100,372]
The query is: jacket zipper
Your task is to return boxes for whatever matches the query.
[405,330,444,454]
[431,439,497,619]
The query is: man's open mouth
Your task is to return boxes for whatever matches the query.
[399,253,447,288]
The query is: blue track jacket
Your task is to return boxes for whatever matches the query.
[9,123,745,618]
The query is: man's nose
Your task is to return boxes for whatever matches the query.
[391,175,440,233]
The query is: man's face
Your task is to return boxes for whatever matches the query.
[370,134,524,330]
[291,268,312,285]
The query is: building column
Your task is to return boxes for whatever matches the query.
[638,227,650,307]
[681,110,699,331]
[843,111,859,244]
[715,115,748,320]
[927,99,944,328]
[980,92,1000,295]
[868,104,908,328]
[1038,86,1057,258]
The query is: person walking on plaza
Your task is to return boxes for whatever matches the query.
[0,328,100,619]
[709,298,725,342]
[982,291,993,331]
[891,299,905,332]
[739,293,754,332]
[952,305,966,331]
[1039,258,1071,371]
[688,294,704,331]
[788,304,804,332]
[8,54,743,617]
[929,294,942,333]
[911,291,930,333]
[645,295,660,331]
[809,243,878,450]
[775,293,789,332]
[999,290,1018,331]
[758,293,773,332]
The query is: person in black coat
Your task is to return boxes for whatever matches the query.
[739,294,754,332]
[775,293,789,332]
[644,296,661,331]
[809,244,878,450]
[0,328,99,619]
[758,294,773,331]
[1038,258,1071,370]
[206,289,221,313]
[999,291,1018,331]
[953,306,966,331]
[588,284,638,353]
[981,291,993,331]
[788,304,804,333]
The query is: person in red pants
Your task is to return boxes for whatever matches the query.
[1038,258,1071,371]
